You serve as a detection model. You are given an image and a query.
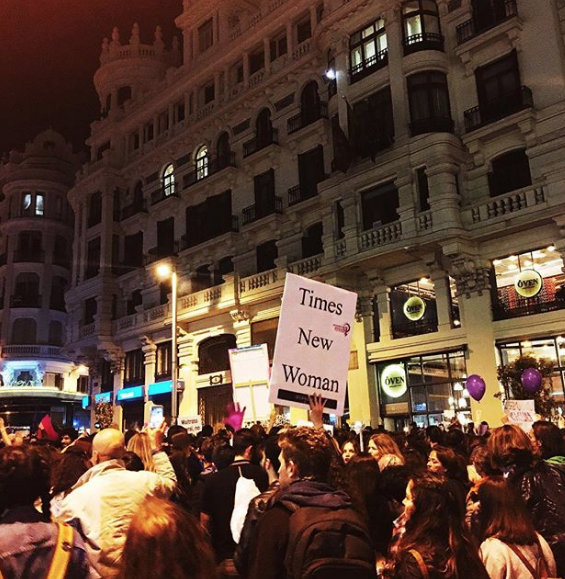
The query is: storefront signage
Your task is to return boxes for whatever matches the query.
[178,415,202,434]
[116,385,144,402]
[94,392,112,404]
[381,364,408,399]
[269,273,357,415]
[514,270,543,298]
[82,396,90,409]
[403,296,426,321]
[148,381,172,396]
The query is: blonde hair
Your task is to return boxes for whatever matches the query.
[370,433,404,462]
[127,433,155,472]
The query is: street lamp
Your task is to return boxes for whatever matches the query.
[156,263,178,424]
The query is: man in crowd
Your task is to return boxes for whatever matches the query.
[57,425,176,578]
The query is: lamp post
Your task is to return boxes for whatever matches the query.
[156,263,178,424]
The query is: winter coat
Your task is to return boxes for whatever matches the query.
[57,453,176,578]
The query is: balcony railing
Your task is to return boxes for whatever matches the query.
[144,242,179,265]
[181,215,239,250]
[288,254,323,276]
[13,250,45,263]
[11,295,42,308]
[243,128,279,158]
[1,345,63,358]
[242,196,283,225]
[464,86,533,132]
[392,317,438,339]
[403,32,444,55]
[151,186,179,206]
[183,153,237,189]
[360,221,402,250]
[492,296,565,321]
[456,0,518,44]
[287,103,328,134]
[120,199,148,221]
[410,116,454,136]
[350,49,389,83]
[288,184,318,206]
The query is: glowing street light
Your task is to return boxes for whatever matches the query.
[156,262,178,424]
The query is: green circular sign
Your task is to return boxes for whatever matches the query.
[514,269,543,298]
[403,296,426,321]
[381,364,408,398]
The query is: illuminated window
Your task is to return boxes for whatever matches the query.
[350,19,388,80]
[402,0,443,54]
[195,146,209,181]
[22,193,32,213]
[162,164,176,197]
[35,193,45,216]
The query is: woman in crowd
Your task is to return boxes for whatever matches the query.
[50,448,91,518]
[530,420,565,466]
[489,424,565,576]
[342,454,393,556]
[369,433,405,471]
[476,476,556,579]
[127,432,156,472]
[390,473,489,579]
[426,445,470,513]
[118,496,217,579]
[341,438,360,465]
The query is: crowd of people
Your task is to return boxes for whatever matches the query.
[1,402,565,579]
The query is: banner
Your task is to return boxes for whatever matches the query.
[269,273,357,415]
[178,415,202,434]
[503,399,537,432]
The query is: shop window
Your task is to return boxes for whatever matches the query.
[349,18,388,81]
[377,350,468,430]
[491,246,565,320]
[352,87,394,158]
[256,240,278,273]
[199,18,214,53]
[155,341,172,381]
[198,334,237,374]
[489,149,531,197]
[361,181,399,230]
[416,167,430,211]
[162,164,176,197]
[251,318,279,361]
[270,33,287,62]
[297,18,312,44]
[402,0,443,54]
[498,337,565,404]
[11,318,37,345]
[302,222,323,258]
[390,278,438,339]
[88,191,102,228]
[195,146,209,181]
[124,349,145,386]
[407,71,453,135]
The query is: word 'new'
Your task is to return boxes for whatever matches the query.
[298,327,333,350]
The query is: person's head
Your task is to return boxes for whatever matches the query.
[343,454,381,514]
[233,428,258,460]
[341,439,360,465]
[122,451,144,472]
[531,420,565,460]
[212,442,236,470]
[170,432,192,454]
[368,433,404,463]
[92,428,126,465]
[127,432,155,472]
[478,421,490,437]
[426,425,444,447]
[470,445,500,479]
[0,446,51,516]
[262,436,281,479]
[118,497,217,579]
[51,449,91,495]
[427,446,469,484]
[59,426,78,448]
[201,424,213,438]
[476,476,537,545]
[278,427,332,488]
[488,424,535,471]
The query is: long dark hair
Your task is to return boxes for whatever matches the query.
[476,476,537,545]
[432,446,470,486]
[532,421,565,460]
[397,473,489,579]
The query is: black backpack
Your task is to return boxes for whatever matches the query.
[281,502,378,579]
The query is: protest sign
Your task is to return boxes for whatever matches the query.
[229,344,271,422]
[503,399,537,432]
[269,273,357,415]
[178,415,202,434]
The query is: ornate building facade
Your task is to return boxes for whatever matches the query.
[66,0,565,430]
[0,130,88,431]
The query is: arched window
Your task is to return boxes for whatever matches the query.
[196,146,209,181]
[301,81,321,123]
[162,164,176,197]
[48,321,64,346]
[402,1,443,54]
[216,132,231,168]
[256,109,273,147]
[489,149,532,197]
[198,334,237,374]
[11,318,37,345]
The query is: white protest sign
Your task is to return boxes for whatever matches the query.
[178,415,202,434]
[269,273,357,415]
[229,344,271,422]
[503,399,537,432]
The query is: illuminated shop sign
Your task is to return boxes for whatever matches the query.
[148,381,172,396]
[116,385,144,402]
[82,396,90,409]
[403,296,426,321]
[94,392,112,404]
[514,269,543,298]
[381,364,408,398]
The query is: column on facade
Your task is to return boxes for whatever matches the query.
[243,52,250,88]
[385,7,410,140]
[373,278,393,344]
[427,162,463,231]
[341,193,360,257]
[78,201,88,284]
[142,339,157,422]
[430,267,453,332]
[321,204,336,263]
[449,251,502,426]
[396,169,416,239]
[178,335,198,417]
[213,12,219,45]
[223,65,231,102]
[111,354,124,426]
[309,4,318,29]
[334,37,350,135]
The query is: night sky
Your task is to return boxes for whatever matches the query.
[0,0,183,155]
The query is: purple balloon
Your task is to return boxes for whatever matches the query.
[466,374,486,402]
[521,368,542,394]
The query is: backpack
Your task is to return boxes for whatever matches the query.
[230,466,261,544]
[282,503,378,579]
